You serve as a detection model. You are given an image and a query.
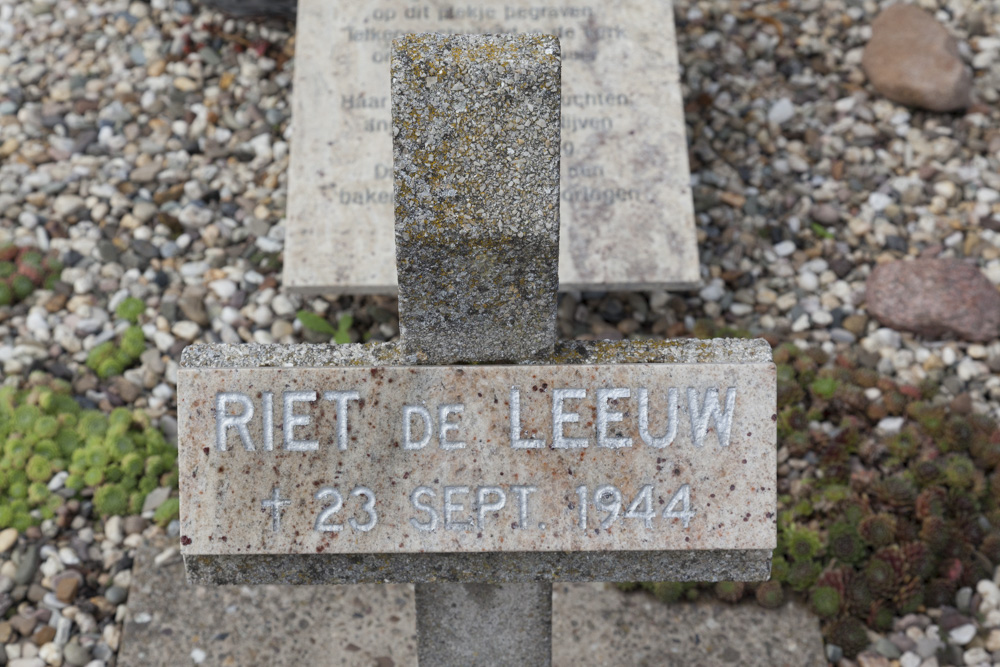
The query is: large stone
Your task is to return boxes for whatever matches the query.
[866,259,1000,341]
[393,34,560,364]
[283,0,699,294]
[862,5,973,112]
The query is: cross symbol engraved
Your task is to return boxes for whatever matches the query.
[261,487,291,533]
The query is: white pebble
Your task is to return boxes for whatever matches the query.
[798,271,819,291]
[729,303,752,316]
[811,310,833,326]
[209,279,237,300]
[773,240,796,257]
[190,648,206,664]
[948,623,976,645]
[957,357,987,381]
[768,97,795,125]
[977,579,1000,610]
[699,279,725,302]
[58,547,80,566]
[872,328,901,350]
[38,642,61,666]
[40,555,63,578]
[962,646,988,664]
[868,192,893,211]
[877,417,905,434]
[47,471,68,491]
[171,321,200,342]
[791,313,811,332]
[104,516,124,546]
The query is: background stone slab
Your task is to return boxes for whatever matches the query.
[122,539,824,666]
[120,538,417,667]
[284,0,699,293]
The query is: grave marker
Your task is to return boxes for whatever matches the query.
[180,33,775,665]
[284,0,700,294]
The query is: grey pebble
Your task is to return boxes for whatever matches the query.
[917,637,942,658]
[62,643,91,667]
[956,586,973,612]
[104,586,127,605]
[875,637,901,659]
[14,545,41,585]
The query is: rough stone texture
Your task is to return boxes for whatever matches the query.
[862,4,973,112]
[120,537,417,667]
[123,539,825,666]
[866,259,1000,341]
[393,34,560,364]
[179,338,775,369]
[284,0,699,294]
[417,583,551,667]
[183,549,772,586]
[179,338,776,584]
[180,364,775,554]
[552,584,827,667]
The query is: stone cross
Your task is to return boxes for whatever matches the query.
[178,33,775,667]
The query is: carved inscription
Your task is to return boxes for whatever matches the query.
[216,386,737,453]
[179,364,776,554]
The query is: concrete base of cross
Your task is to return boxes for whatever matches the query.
[417,583,552,666]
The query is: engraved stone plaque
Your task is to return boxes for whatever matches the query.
[178,341,776,584]
[284,0,699,293]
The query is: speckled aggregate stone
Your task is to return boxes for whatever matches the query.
[179,339,776,583]
[392,34,561,364]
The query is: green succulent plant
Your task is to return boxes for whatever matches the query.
[618,336,1000,652]
[0,374,179,529]
[0,245,63,306]
[85,325,147,379]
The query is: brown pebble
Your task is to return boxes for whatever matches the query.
[24,526,42,541]
[950,392,973,415]
[56,576,80,604]
[26,583,47,603]
[123,515,147,535]
[32,625,56,646]
[0,621,11,643]
[842,314,868,337]
[9,613,37,637]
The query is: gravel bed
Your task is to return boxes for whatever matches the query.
[0,0,998,665]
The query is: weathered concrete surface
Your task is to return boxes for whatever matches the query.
[552,583,827,667]
[393,34,560,364]
[180,364,775,554]
[284,0,699,294]
[120,538,417,666]
[179,339,776,584]
[123,539,825,666]
[416,583,551,666]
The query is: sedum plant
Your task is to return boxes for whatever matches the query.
[621,336,1000,659]
[0,373,178,530]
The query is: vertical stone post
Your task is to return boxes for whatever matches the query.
[392,33,561,365]
[391,33,561,665]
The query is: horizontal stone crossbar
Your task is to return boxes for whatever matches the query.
[178,339,776,583]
